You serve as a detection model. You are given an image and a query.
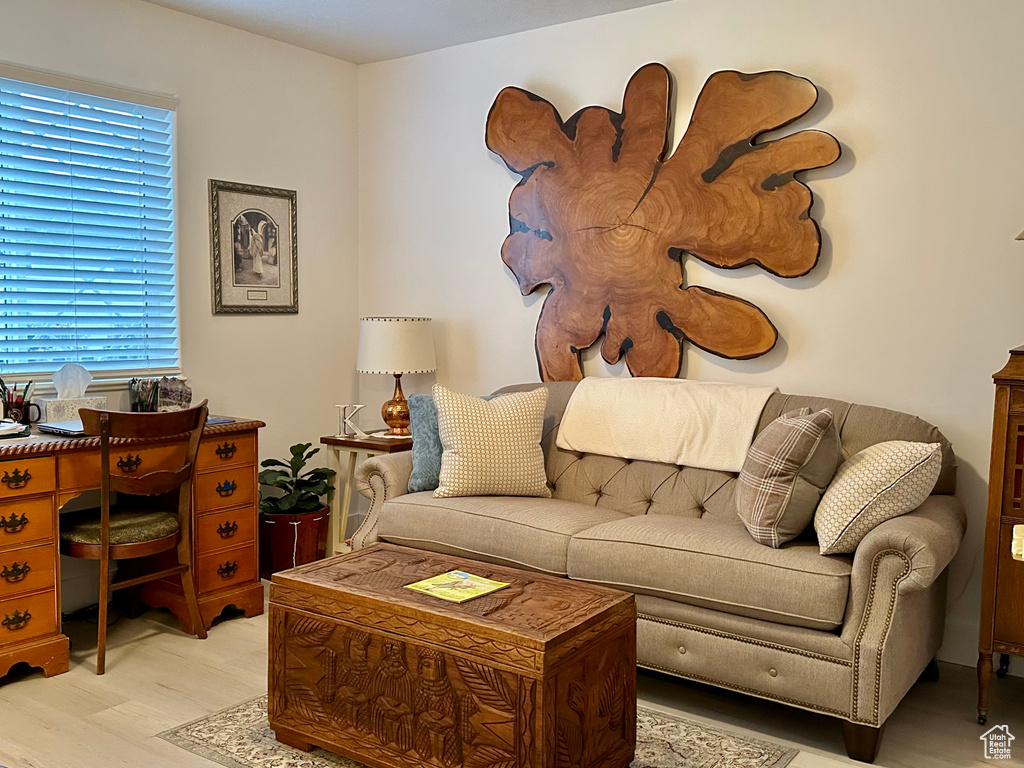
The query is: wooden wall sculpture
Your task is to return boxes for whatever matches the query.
[485,64,840,381]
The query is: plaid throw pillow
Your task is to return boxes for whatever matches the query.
[434,384,550,499]
[736,407,841,548]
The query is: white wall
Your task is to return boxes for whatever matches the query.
[358,0,1024,668]
[0,0,360,466]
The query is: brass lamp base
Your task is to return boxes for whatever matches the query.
[381,374,411,436]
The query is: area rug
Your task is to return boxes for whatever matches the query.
[159,695,797,768]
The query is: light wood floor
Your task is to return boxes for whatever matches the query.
[0,593,1021,768]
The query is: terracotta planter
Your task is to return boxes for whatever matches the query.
[259,509,329,579]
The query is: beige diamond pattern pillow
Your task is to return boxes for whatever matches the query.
[434,384,550,498]
[815,440,942,555]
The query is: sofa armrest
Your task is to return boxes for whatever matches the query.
[840,494,965,724]
[850,494,966,595]
[350,452,414,550]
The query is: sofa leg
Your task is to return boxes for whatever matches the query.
[919,658,940,683]
[842,721,884,763]
[996,653,1011,679]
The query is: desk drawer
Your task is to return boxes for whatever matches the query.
[0,497,54,548]
[198,545,256,594]
[0,457,55,501]
[0,589,57,644]
[198,434,255,469]
[195,469,254,512]
[0,542,56,599]
[197,508,256,554]
[58,443,187,491]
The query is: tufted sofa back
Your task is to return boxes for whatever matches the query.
[494,381,957,522]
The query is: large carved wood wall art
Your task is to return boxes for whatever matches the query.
[485,64,840,381]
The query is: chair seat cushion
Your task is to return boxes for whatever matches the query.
[378,493,629,575]
[60,509,180,546]
[567,514,852,630]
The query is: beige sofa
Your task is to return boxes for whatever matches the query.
[354,382,965,762]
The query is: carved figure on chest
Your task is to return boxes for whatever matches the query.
[369,638,416,750]
[414,649,472,765]
[334,629,372,731]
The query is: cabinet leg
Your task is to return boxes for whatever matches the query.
[996,653,1010,679]
[842,721,884,763]
[978,652,993,724]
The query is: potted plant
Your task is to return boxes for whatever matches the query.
[258,442,336,578]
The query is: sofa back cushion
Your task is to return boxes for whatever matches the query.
[493,383,957,522]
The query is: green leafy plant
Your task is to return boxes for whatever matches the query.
[258,443,336,515]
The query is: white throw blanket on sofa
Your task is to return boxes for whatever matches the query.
[555,377,778,473]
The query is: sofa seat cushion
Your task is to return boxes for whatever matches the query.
[378,493,629,576]
[567,514,852,630]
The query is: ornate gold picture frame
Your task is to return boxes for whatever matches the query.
[210,179,298,314]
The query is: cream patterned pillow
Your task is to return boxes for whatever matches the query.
[815,440,942,555]
[434,384,550,498]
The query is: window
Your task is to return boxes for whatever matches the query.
[0,70,178,378]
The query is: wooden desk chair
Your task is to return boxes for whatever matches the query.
[59,402,210,674]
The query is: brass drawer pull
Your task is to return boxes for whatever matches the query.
[1013,525,1023,562]
[215,442,237,461]
[217,561,239,579]
[1,468,31,489]
[2,609,31,631]
[1,561,30,583]
[117,454,143,473]
[0,512,28,534]
[215,480,237,498]
[216,520,238,539]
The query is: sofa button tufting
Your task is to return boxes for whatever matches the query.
[678,646,686,655]
[769,668,778,677]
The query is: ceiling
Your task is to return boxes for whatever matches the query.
[138,0,669,64]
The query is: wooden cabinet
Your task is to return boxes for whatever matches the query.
[0,418,264,680]
[978,347,1024,723]
[0,456,67,679]
[140,428,264,635]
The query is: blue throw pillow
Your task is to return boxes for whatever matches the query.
[407,393,442,492]
[407,392,497,492]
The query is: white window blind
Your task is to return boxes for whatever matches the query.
[0,74,178,377]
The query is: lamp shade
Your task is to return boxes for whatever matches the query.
[356,317,436,374]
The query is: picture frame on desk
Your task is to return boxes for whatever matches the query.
[210,179,298,315]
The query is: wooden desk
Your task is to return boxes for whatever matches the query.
[319,434,412,554]
[0,418,265,680]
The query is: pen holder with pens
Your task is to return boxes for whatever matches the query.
[3,399,41,425]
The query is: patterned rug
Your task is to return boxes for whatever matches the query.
[159,695,797,768]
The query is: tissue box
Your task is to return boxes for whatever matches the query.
[38,396,107,422]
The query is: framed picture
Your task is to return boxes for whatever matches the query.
[210,179,298,314]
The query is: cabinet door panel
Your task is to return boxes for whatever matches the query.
[0,589,57,644]
[198,545,257,594]
[0,497,53,548]
[196,508,256,554]
[994,523,1024,647]
[0,542,56,599]
[195,470,255,512]
[0,458,55,500]
[58,443,186,491]
[197,435,255,469]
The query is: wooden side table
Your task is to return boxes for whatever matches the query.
[319,433,412,554]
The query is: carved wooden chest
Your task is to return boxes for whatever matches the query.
[269,543,636,768]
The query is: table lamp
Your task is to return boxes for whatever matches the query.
[356,317,436,436]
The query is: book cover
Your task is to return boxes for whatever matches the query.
[405,570,510,603]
